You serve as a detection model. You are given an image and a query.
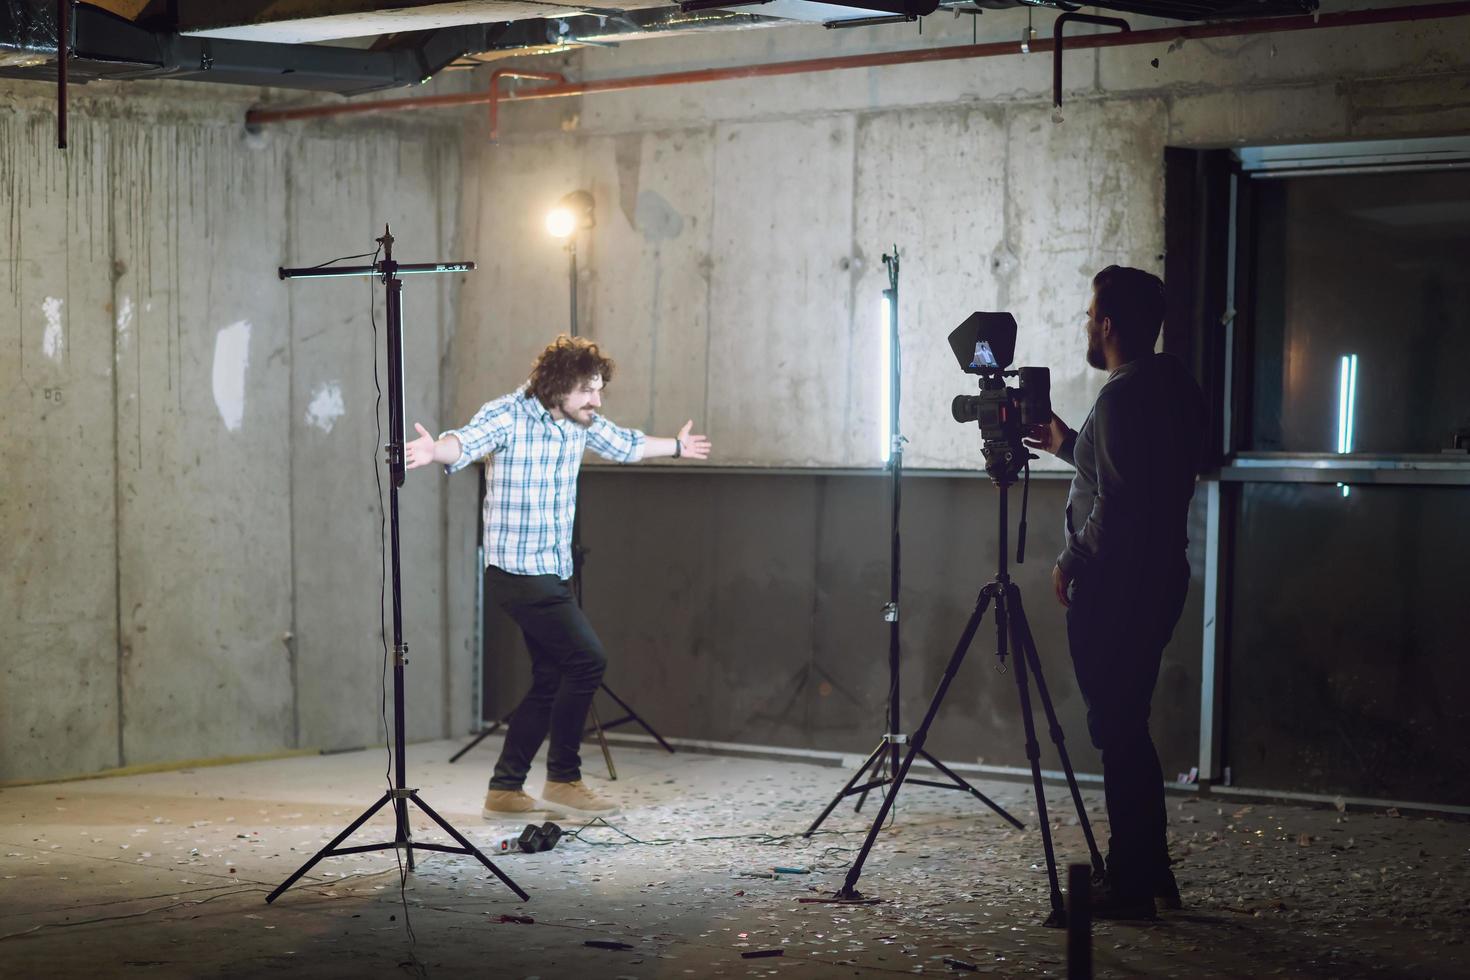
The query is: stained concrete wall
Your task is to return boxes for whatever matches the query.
[1,80,468,782]
[451,6,1470,791]
[453,6,1470,470]
[480,470,1209,783]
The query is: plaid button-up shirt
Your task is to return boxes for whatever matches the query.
[443,386,645,579]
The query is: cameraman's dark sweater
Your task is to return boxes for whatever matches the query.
[1056,353,1206,578]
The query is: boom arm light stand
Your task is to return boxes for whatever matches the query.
[268,226,526,906]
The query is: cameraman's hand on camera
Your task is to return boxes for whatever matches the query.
[1023,412,1070,456]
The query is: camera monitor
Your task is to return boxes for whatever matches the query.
[948,312,1017,375]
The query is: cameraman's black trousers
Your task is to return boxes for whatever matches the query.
[1065,556,1190,899]
[485,565,608,791]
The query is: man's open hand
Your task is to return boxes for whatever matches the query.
[675,420,712,460]
[405,422,438,470]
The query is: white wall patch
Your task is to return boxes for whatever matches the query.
[41,296,64,361]
[212,320,252,432]
[305,381,345,433]
[115,296,134,364]
[116,295,134,335]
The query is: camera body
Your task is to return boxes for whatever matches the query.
[948,313,1051,484]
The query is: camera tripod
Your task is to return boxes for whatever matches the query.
[828,462,1104,928]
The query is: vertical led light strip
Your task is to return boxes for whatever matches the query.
[879,294,893,465]
[1336,353,1359,496]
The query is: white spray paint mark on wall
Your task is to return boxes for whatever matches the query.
[212,320,252,432]
[305,382,345,433]
[41,297,64,361]
[116,295,133,335]
[115,296,133,364]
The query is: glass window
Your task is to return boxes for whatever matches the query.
[1225,482,1470,806]
[1247,169,1470,454]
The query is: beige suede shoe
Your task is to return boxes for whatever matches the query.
[482,789,565,820]
[540,779,618,816]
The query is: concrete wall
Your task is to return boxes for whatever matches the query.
[0,80,467,782]
[452,5,1470,468]
[451,6,1470,789]
[480,470,1208,783]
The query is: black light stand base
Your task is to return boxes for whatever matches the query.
[804,740,1023,838]
[450,683,676,766]
[265,788,529,905]
[584,683,677,754]
[448,721,504,764]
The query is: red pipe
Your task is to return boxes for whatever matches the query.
[488,68,566,140]
[244,1,1470,130]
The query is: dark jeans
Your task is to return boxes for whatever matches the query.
[485,565,607,790]
[1065,555,1190,899]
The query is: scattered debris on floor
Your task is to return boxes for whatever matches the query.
[1,742,1466,977]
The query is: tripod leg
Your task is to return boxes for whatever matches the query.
[915,748,1023,829]
[589,703,617,780]
[1003,585,1066,927]
[267,793,392,903]
[1011,589,1106,877]
[599,683,675,754]
[394,794,416,873]
[805,742,886,838]
[448,723,503,764]
[855,739,910,817]
[409,793,529,901]
[853,749,886,815]
[835,589,994,899]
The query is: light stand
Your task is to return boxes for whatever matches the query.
[268,227,526,905]
[825,439,1104,927]
[805,248,1021,838]
[450,193,673,773]
[562,221,674,772]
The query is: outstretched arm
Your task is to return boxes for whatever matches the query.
[405,423,462,470]
[641,420,711,460]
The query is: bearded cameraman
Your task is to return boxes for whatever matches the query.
[1023,265,1206,920]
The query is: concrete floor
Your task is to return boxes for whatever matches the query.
[1,739,1466,979]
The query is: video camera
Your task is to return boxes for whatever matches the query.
[948,312,1051,484]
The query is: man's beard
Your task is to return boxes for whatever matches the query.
[561,403,595,428]
[1085,337,1107,370]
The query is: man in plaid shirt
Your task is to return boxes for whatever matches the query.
[406,335,711,817]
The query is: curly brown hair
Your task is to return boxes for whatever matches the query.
[528,335,615,407]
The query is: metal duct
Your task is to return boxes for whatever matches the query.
[0,2,499,93]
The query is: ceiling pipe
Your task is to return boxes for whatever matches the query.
[56,0,67,149]
[1053,12,1130,109]
[488,68,566,139]
[245,1,1470,132]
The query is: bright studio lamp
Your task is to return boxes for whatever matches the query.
[546,190,595,239]
[547,190,595,337]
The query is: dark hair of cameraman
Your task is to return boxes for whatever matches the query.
[1089,265,1167,365]
[1024,265,1206,920]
